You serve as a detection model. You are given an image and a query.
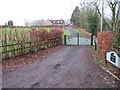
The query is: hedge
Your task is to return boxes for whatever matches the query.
[30,28,63,47]
[1,28,63,60]
[97,31,116,55]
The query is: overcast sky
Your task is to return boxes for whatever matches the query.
[0,0,111,26]
[0,0,82,26]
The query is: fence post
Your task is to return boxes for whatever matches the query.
[77,33,79,45]
[64,35,66,45]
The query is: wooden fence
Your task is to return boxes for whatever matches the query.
[1,28,63,61]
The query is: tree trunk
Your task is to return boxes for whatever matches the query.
[112,7,116,32]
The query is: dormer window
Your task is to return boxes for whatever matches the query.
[57,21,59,23]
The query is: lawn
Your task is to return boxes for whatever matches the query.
[63,29,71,39]
[75,29,90,39]
[35,27,51,31]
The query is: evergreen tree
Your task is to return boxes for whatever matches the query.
[70,6,80,27]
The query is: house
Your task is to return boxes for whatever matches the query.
[43,19,65,26]
[43,20,53,25]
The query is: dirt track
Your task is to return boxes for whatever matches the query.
[2,46,120,88]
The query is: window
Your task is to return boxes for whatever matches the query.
[57,21,59,23]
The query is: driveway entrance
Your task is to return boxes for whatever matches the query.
[64,28,96,46]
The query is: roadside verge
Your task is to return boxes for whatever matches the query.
[93,47,120,81]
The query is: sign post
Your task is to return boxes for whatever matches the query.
[94,39,97,51]
[106,51,120,68]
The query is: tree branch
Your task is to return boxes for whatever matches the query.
[95,5,111,30]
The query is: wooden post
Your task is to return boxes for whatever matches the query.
[105,55,107,65]
[64,35,66,45]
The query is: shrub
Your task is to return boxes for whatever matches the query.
[30,28,63,47]
[97,31,116,56]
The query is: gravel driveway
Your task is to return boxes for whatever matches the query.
[68,28,78,38]
[2,46,120,88]
[66,28,96,45]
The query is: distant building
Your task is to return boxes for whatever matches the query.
[43,19,65,26]
[8,20,13,26]
[43,19,53,25]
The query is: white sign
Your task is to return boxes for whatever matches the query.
[106,51,120,68]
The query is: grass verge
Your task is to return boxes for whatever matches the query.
[75,29,90,39]
[93,47,120,79]
[64,29,71,39]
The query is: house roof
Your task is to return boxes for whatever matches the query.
[43,20,53,25]
[49,20,64,25]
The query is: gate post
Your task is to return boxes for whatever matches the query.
[91,34,93,46]
[64,35,66,45]
[77,33,79,45]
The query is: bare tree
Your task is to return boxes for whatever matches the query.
[24,19,30,26]
[107,0,118,31]
[116,1,120,45]
[24,19,45,26]
[32,19,45,26]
